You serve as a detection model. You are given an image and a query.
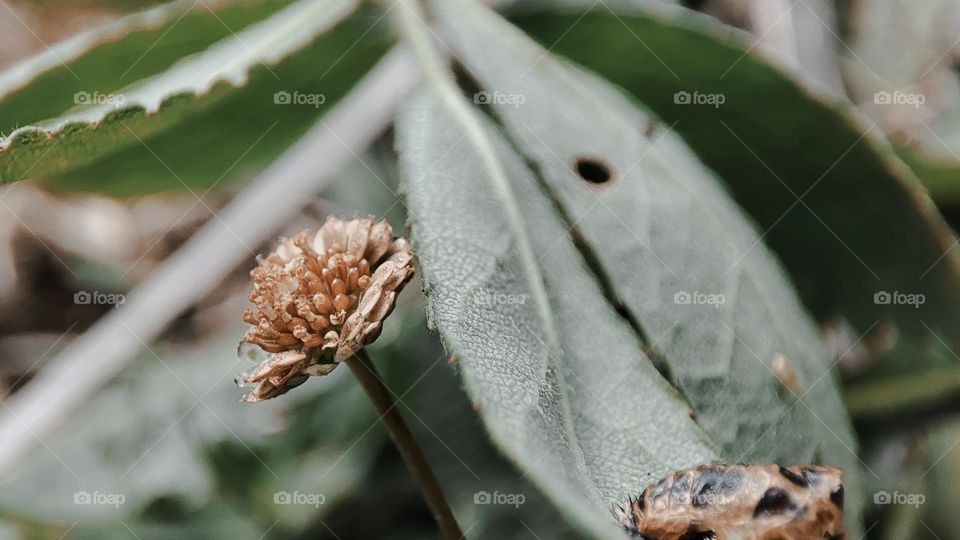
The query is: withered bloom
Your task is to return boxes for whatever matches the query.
[237,216,415,402]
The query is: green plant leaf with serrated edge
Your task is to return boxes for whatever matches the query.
[0,0,357,183]
[0,0,295,129]
[42,7,392,196]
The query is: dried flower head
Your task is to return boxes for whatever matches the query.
[237,216,415,402]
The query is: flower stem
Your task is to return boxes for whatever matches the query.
[345,350,464,539]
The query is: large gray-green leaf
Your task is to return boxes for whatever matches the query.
[398,0,862,535]
[512,8,960,385]
[0,0,356,183]
[399,91,717,536]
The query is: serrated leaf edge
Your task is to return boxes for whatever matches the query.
[0,0,358,153]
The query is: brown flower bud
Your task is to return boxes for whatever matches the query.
[237,216,415,402]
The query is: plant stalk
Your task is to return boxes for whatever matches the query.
[345,350,463,540]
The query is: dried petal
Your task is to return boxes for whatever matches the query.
[345,218,372,259]
[366,221,393,262]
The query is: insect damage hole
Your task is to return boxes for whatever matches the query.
[573,156,614,186]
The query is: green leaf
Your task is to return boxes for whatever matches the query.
[10,0,182,13]
[0,0,358,183]
[512,7,960,381]
[844,364,960,419]
[397,0,861,535]
[0,0,295,130]
[399,89,715,537]
[41,7,392,196]
[896,147,960,206]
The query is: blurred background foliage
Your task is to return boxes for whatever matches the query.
[0,148,587,540]
[1,0,960,538]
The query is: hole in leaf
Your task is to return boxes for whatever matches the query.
[574,157,613,185]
